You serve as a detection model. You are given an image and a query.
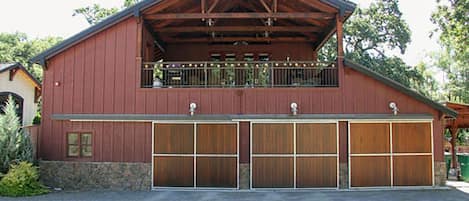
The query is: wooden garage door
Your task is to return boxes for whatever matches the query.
[153,123,238,189]
[349,122,433,188]
[251,122,338,189]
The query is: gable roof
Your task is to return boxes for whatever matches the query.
[344,59,457,117]
[30,0,356,65]
[0,63,41,89]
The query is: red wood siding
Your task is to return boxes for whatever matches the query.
[40,17,444,163]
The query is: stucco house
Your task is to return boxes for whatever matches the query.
[0,63,41,126]
[31,0,457,190]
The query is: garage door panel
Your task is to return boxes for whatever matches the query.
[350,123,390,154]
[196,124,237,154]
[154,124,194,154]
[392,123,432,153]
[154,156,193,187]
[393,155,432,186]
[252,157,294,188]
[296,123,337,154]
[196,157,237,188]
[252,123,294,154]
[351,156,391,187]
[296,157,337,188]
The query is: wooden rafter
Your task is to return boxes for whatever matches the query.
[273,0,278,13]
[298,0,337,13]
[157,26,322,33]
[277,4,329,27]
[144,12,335,20]
[164,36,315,43]
[259,0,272,13]
[144,0,182,14]
[207,0,220,13]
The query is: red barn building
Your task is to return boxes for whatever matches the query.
[31,0,456,190]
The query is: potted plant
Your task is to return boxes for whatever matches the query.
[153,63,163,88]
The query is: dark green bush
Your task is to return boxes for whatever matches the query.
[0,162,49,197]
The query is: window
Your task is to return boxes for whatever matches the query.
[67,132,92,157]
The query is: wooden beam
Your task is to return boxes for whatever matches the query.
[207,0,220,13]
[201,0,206,13]
[144,0,182,14]
[277,4,328,27]
[336,14,344,59]
[298,0,337,13]
[165,36,315,43]
[145,12,334,20]
[156,26,322,33]
[273,0,278,13]
[259,0,272,13]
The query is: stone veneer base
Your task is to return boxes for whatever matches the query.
[39,160,445,191]
[434,161,446,187]
[239,163,250,189]
[39,161,151,191]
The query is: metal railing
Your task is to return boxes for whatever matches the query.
[141,61,338,88]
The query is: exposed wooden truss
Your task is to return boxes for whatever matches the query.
[142,0,344,45]
[144,12,335,20]
[163,36,315,43]
[157,26,322,33]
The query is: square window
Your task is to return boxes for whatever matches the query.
[81,134,92,145]
[81,145,92,157]
[68,133,78,144]
[67,132,93,157]
[68,145,79,157]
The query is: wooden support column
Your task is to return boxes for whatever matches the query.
[312,51,318,62]
[336,14,345,87]
[450,126,459,169]
[136,17,143,88]
[336,14,344,66]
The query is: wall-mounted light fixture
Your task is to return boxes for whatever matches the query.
[389,102,399,115]
[54,81,60,87]
[291,102,298,116]
[189,102,197,116]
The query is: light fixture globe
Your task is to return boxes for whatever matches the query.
[290,102,298,115]
[189,102,197,116]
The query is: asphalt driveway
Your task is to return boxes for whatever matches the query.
[0,188,468,201]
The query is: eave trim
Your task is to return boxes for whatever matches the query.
[344,59,458,118]
[52,113,434,122]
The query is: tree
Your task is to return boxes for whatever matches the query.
[0,96,33,174]
[0,32,62,81]
[319,0,432,92]
[431,0,469,103]
[73,0,141,25]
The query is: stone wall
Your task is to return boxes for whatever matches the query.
[339,163,348,189]
[39,161,151,191]
[239,163,250,189]
[434,161,446,186]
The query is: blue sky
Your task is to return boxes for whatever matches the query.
[0,0,441,66]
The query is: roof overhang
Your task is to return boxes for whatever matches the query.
[0,63,41,89]
[31,0,357,66]
[344,60,458,118]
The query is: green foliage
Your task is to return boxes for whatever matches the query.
[32,113,41,125]
[0,32,62,82]
[319,0,436,99]
[73,0,141,25]
[431,0,469,103]
[0,162,49,197]
[0,96,33,174]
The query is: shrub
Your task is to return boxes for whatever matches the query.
[0,96,33,174]
[0,162,49,197]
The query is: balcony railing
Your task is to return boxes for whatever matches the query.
[141,61,338,88]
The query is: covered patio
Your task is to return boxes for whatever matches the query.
[445,102,469,179]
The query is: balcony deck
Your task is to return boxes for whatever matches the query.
[141,61,338,88]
